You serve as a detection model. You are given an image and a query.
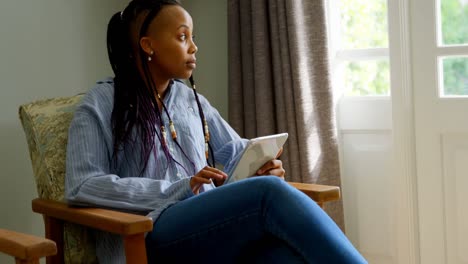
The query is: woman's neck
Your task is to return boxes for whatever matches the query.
[153,78,171,98]
[150,77,171,110]
[136,62,171,100]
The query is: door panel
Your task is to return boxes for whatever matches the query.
[441,134,468,264]
[411,0,468,263]
[341,132,395,264]
[338,97,397,263]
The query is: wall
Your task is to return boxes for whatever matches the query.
[183,0,229,119]
[0,1,127,262]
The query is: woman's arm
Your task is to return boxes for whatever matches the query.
[200,96,285,179]
[199,96,248,175]
[65,97,193,213]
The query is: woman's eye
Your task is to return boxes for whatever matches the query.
[180,34,187,41]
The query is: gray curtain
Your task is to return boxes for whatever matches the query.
[228,0,344,229]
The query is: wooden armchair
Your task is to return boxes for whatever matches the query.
[0,228,57,264]
[19,95,340,264]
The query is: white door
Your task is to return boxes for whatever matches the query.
[411,0,468,263]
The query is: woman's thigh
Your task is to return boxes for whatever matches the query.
[146,177,282,262]
[145,176,365,264]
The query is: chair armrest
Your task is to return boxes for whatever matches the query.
[0,228,57,261]
[32,198,153,235]
[288,182,340,204]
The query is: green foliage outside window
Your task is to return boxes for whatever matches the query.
[442,57,468,96]
[441,0,468,45]
[441,0,468,96]
[339,0,468,96]
[344,60,390,96]
[339,0,388,49]
[339,0,390,95]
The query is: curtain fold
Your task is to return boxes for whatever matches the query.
[228,0,344,229]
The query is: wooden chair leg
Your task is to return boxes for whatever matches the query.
[44,216,64,264]
[123,233,147,264]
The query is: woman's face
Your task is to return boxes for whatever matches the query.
[141,5,198,80]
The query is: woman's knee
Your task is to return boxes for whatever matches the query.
[247,176,289,194]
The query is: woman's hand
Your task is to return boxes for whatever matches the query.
[256,148,285,179]
[190,166,227,194]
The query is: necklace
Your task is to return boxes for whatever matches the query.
[153,78,214,167]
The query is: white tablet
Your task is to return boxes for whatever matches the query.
[225,133,289,184]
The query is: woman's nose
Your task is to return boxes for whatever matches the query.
[189,42,198,54]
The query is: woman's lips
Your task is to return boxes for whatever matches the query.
[187,60,196,69]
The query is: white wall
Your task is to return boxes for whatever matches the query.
[0,1,127,262]
[183,0,229,119]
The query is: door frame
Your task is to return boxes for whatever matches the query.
[388,0,420,263]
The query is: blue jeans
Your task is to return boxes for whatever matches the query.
[145,176,367,263]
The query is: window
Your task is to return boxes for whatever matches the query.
[328,0,390,96]
[437,0,468,97]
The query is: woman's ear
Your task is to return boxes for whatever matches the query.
[139,36,154,55]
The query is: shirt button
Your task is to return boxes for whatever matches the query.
[188,107,194,112]
[177,173,182,177]
[170,147,174,152]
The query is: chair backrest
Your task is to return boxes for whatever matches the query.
[19,95,98,264]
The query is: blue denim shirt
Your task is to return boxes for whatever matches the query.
[65,78,247,263]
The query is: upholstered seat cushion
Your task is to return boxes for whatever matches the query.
[19,94,98,264]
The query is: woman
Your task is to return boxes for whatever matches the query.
[65,0,367,263]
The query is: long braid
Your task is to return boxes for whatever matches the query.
[189,75,216,167]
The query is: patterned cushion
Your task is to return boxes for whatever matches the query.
[19,95,98,264]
